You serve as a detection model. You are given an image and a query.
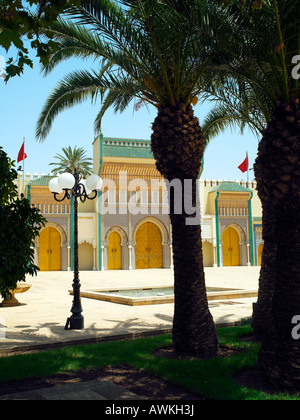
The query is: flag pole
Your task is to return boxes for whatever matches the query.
[246,151,249,188]
[22,137,25,196]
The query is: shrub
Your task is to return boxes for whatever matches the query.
[0,147,45,299]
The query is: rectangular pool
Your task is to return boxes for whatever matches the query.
[72,286,257,306]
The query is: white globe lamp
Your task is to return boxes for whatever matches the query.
[95,177,103,191]
[80,179,92,196]
[58,172,75,190]
[86,175,103,192]
[49,177,63,194]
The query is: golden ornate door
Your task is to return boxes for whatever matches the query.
[108,231,122,270]
[258,243,264,266]
[222,227,240,266]
[39,227,61,271]
[135,222,163,269]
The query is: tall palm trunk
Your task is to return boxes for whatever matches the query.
[151,102,219,358]
[258,204,300,387]
[254,98,300,388]
[251,200,277,340]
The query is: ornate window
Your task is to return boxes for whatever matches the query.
[108,190,116,204]
[130,191,137,204]
[141,191,148,204]
[162,191,169,205]
[152,191,159,204]
[119,190,126,204]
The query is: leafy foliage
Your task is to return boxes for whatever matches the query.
[0,148,45,299]
[0,146,19,204]
[0,0,80,80]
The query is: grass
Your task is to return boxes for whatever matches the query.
[0,322,299,400]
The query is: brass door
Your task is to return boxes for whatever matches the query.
[135,222,163,269]
[39,227,61,271]
[258,243,264,266]
[108,231,122,270]
[222,227,240,266]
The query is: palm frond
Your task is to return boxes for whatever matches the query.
[201,104,260,146]
[200,75,268,146]
[93,88,132,132]
[36,69,108,142]
[41,19,110,76]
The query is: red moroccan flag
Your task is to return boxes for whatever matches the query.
[17,140,27,163]
[238,155,248,173]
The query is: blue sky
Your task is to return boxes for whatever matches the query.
[0,45,260,182]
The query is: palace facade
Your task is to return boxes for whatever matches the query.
[20,134,263,271]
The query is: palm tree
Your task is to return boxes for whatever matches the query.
[35,0,226,357]
[211,1,300,389]
[199,76,278,343]
[50,146,93,177]
[173,0,300,386]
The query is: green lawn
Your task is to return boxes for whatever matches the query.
[0,323,298,400]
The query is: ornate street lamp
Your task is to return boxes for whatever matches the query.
[49,170,103,330]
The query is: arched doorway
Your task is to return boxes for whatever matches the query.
[258,243,264,266]
[108,231,122,270]
[39,226,61,271]
[135,221,163,269]
[79,242,94,270]
[203,241,214,267]
[222,226,240,266]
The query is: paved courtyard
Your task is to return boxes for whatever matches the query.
[0,267,260,353]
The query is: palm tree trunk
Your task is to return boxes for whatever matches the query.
[258,204,300,388]
[151,102,219,358]
[170,208,219,357]
[254,98,300,387]
[251,200,277,340]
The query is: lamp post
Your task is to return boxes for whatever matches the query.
[49,170,102,330]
